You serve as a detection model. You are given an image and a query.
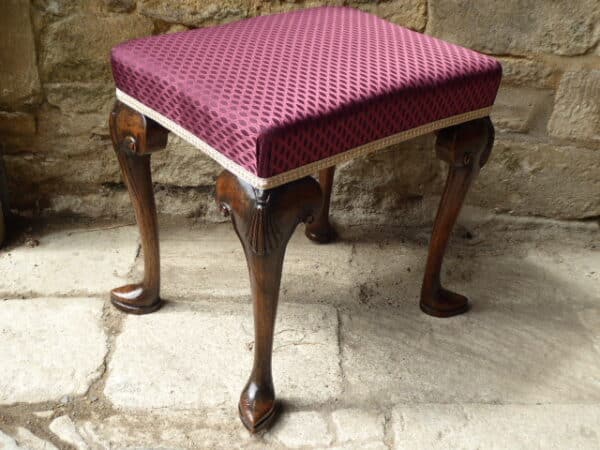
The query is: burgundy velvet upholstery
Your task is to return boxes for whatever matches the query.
[111,6,501,183]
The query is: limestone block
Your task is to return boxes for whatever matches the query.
[428,0,600,56]
[151,136,222,187]
[0,298,107,404]
[548,70,600,143]
[0,112,36,136]
[470,137,600,219]
[0,226,139,297]
[496,57,557,89]
[348,0,427,31]
[393,404,600,449]
[0,0,41,108]
[268,411,333,448]
[40,13,153,82]
[104,301,342,409]
[491,86,554,133]
[331,408,385,444]
[139,0,249,27]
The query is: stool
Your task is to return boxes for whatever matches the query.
[108,6,501,432]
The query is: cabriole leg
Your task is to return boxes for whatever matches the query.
[305,166,337,243]
[109,101,168,314]
[420,117,494,317]
[216,171,322,432]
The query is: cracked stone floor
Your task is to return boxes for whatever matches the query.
[0,213,598,449]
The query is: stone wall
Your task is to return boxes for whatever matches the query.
[1,0,599,223]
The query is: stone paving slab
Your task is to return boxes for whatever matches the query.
[104,301,342,410]
[0,226,139,297]
[134,224,355,305]
[52,409,388,450]
[341,301,600,404]
[0,298,107,405]
[392,404,600,449]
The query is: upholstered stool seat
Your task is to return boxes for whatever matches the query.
[107,5,501,434]
[112,6,501,189]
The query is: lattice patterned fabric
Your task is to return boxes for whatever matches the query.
[111,6,502,189]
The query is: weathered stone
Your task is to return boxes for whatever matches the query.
[333,135,443,225]
[260,0,345,16]
[268,411,333,448]
[470,138,600,219]
[4,152,121,190]
[130,223,354,304]
[428,0,600,56]
[0,226,138,297]
[41,82,114,137]
[104,0,136,13]
[74,412,266,449]
[0,298,107,404]
[139,0,249,27]
[0,0,42,108]
[393,404,600,449]
[548,70,600,143]
[14,428,59,450]
[0,431,19,449]
[331,409,385,444]
[104,301,341,409]
[349,0,427,31]
[40,13,154,82]
[49,416,88,450]
[0,112,36,136]
[342,299,600,404]
[491,86,554,133]
[151,136,222,187]
[497,57,558,89]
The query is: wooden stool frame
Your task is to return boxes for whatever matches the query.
[109,101,495,432]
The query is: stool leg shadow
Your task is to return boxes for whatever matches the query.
[216,170,322,433]
[109,101,168,314]
[305,166,337,244]
[420,117,495,318]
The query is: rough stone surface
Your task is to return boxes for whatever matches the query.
[393,404,600,449]
[548,70,600,143]
[152,136,222,187]
[428,0,600,56]
[40,13,154,82]
[332,135,444,225]
[350,0,427,31]
[104,301,341,409]
[14,428,59,450]
[2,0,599,223]
[139,0,249,27]
[0,220,598,449]
[0,430,19,449]
[49,416,88,450]
[331,408,385,444]
[0,112,36,136]
[0,226,139,297]
[0,298,107,405]
[496,57,558,89]
[491,86,554,133]
[0,0,41,109]
[269,411,333,448]
[341,241,600,404]
[471,138,600,219]
[135,223,354,304]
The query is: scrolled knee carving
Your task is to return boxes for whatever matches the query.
[110,101,168,155]
[216,171,322,256]
[435,116,494,170]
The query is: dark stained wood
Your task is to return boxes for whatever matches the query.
[216,170,322,433]
[109,101,168,314]
[420,117,495,317]
[305,166,337,243]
